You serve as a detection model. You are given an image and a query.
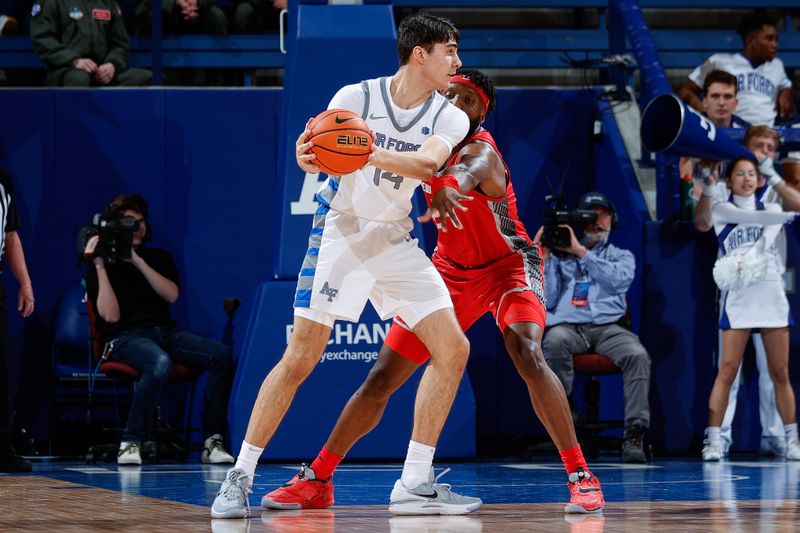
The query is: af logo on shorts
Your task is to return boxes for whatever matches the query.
[319,281,339,302]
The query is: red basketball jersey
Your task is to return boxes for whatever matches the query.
[425,129,533,268]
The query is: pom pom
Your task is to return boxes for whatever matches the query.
[713,253,767,291]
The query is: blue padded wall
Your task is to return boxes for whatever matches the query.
[230,282,476,459]
[4,86,790,455]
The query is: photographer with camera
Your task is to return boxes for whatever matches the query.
[535,192,651,463]
[83,193,235,465]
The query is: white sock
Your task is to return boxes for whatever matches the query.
[706,426,721,442]
[400,440,435,489]
[785,423,798,442]
[234,440,263,486]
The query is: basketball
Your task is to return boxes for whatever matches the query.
[307,108,373,175]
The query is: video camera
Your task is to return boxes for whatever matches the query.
[77,213,140,263]
[540,195,597,249]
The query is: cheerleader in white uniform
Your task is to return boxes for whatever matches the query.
[703,157,800,461]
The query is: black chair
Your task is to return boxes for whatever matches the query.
[83,297,199,464]
[50,285,130,456]
[572,353,625,458]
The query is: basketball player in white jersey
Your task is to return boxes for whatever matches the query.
[212,13,482,518]
[694,126,800,457]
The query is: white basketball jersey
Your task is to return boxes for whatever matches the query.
[316,76,469,225]
[689,53,791,127]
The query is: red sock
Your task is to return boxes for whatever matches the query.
[559,443,588,475]
[310,445,344,480]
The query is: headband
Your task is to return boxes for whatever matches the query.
[450,74,489,112]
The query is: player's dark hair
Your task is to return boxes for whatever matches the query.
[397,13,460,66]
[455,68,496,114]
[702,69,738,95]
[737,11,777,42]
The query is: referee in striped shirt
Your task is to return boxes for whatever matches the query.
[0,169,35,473]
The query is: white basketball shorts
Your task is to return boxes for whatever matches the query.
[293,206,452,329]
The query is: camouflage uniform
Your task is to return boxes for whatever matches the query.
[30,0,151,86]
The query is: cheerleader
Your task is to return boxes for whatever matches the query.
[704,157,800,461]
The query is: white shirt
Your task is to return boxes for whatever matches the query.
[689,53,791,127]
[712,193,793,280]
[315,76,469,224]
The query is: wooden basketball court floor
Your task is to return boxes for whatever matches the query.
[1,458,798,532]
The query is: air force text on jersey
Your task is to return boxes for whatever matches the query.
[291,130,422,216]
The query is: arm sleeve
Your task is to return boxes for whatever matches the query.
[328,83,368,117]
[579,246,635,295]
[777,59,792,91]
[688,56,715,87]
[431,103,469,153]
[30,0,81,69]
[543,256,561,311]
[712,202,796,225]
[149,249,181,288]
[103,4,130,70]
[85,265,99,302]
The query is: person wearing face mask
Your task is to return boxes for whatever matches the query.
[538,192,651,463]
[703,158,800,461]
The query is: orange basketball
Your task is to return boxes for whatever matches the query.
[307,109,373,175]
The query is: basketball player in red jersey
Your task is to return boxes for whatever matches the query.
[262,69,604,515]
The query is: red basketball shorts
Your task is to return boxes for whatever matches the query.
[385,248,546,364]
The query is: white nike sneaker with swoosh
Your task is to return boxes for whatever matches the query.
[388,468,482,515]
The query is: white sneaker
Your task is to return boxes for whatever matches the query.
[785,438,800,461]
[203,434,235,464]
[759,436,787,457]
[211,467,252,518]
[389,468,482,515]
[702,439,723,462]
[117,441,142,465]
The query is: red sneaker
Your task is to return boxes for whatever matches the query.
[261,464,334,510]
[564,468,604,514]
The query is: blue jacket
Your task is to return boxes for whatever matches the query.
[544,240,635,327]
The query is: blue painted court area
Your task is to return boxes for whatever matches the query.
[22,457,800,509]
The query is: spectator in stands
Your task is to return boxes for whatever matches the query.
[135,0,227,37]
[679,70,748,195]
[536,192,651,463]
[29,0,151,87]
[679,11,793,128]
[0,170,35,473]
[678,11,800,186]
[231,0,285,34]
[83,193,235,466]
[694,126,800,458]
[702,157,800,462]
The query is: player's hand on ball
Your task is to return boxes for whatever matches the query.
[296,118,321,174]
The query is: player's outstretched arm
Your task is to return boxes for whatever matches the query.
[419,141,505,232]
